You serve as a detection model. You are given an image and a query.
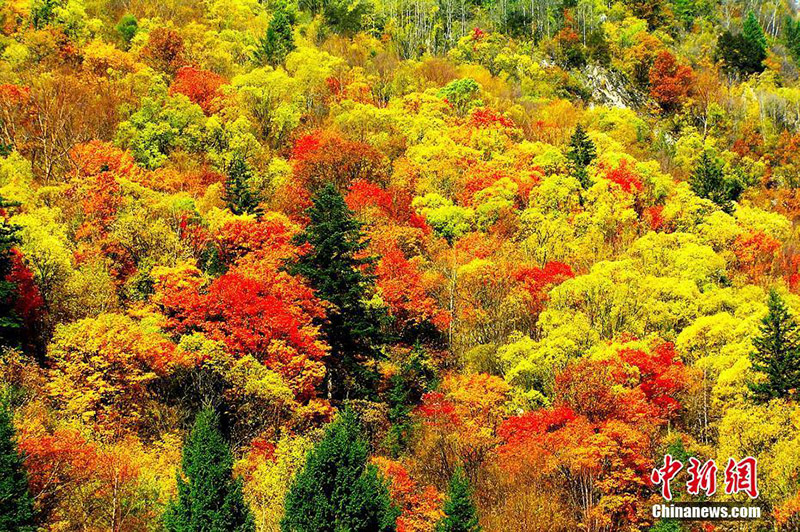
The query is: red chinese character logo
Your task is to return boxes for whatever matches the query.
[651,454,683,500]
[686,457,717,496]
[724,457,759,498]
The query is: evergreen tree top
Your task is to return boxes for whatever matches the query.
[567,124,597,169]
[435,467,481,532]
[0,404,36,532]
[743,11,768,52]
[164,407,255,532]
[281,408,398,532]
[749,289,800,403]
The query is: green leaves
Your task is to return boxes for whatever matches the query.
[281,409,398,532]
[164,408,255,532]
[0,405,36,532]
[688,152,743,214]
[289,183,386,400]
[435,467,481,532]
[748,290,800,403]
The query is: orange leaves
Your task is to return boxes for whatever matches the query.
[155,215,329,402]
[18,427,99,511]
[291,130,385,192]
[733,231,781,284]
[373,457,444,532]
[649,51,694,112]
[417,373,510,441]
[169,66,227,115]
[215,213,303,272]
[375,242,449,331]
[142,27,185,73]
[496,342,689,526]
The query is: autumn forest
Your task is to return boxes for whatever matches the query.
[1,0,800,529]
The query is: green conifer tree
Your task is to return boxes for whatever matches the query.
[785,16,800,63]
[0,404,36,531]
[281,409,398,532]
[288,183,385,400]
[254,7,296,66]
[435,467,481,532]
[0,196,20,347]
[164,408,255,532]
[385,345,436,456]
[566,124,596,189]
[743,11,768,53]
[749,290,800,402]
[116,14,138,49]
[688,152,743,214]
[224,157,261,216]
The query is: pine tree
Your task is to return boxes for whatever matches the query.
[164,408,255,532]
[288,183,385,400]
[749,290,800,402]
[386,345,436,457]
[673,0,695,30]
[0,405,36,531]
[786,16,800,63]
[715,13,767,77]
[254,7,296,66]
[116,13,138,49]
[224,157,261,216]
[688,152,743,214]
[0,196,20,347]
[281,409,398,532]
[566,124,596,189]
[435,467,481,532]
[743,11,768,53]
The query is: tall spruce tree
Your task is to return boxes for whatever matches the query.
[288,183,385,400]
[0,404,36,531]
[224,157,261,216]
[743,11,768,53]
[385,345,436,457]
[566,124,596,189]
[786,16,800,64]
[435,467,481,532]
[281,409,398,532]
[0,196,20,347]
[688,152,743,214]
[254,6,296,66]
[164,408,254,532]
[749,290,800,402]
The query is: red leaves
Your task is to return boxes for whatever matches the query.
[603,160,643,194]
[469,108,515,130]
[619,342,686,419]
[417,391,460,428]
[169,66,227,115]
[649,51,694,112]
[733,231,780,283]
[375,242,449,331]
[497,341,689,522]
[345,179,394,214]
[291,130,384,192]
[156,256,327,401]
[373,457,444,532]
[513,261,574,314]
[7,249,43,331]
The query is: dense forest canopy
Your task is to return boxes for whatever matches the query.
[1,0,800,529]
